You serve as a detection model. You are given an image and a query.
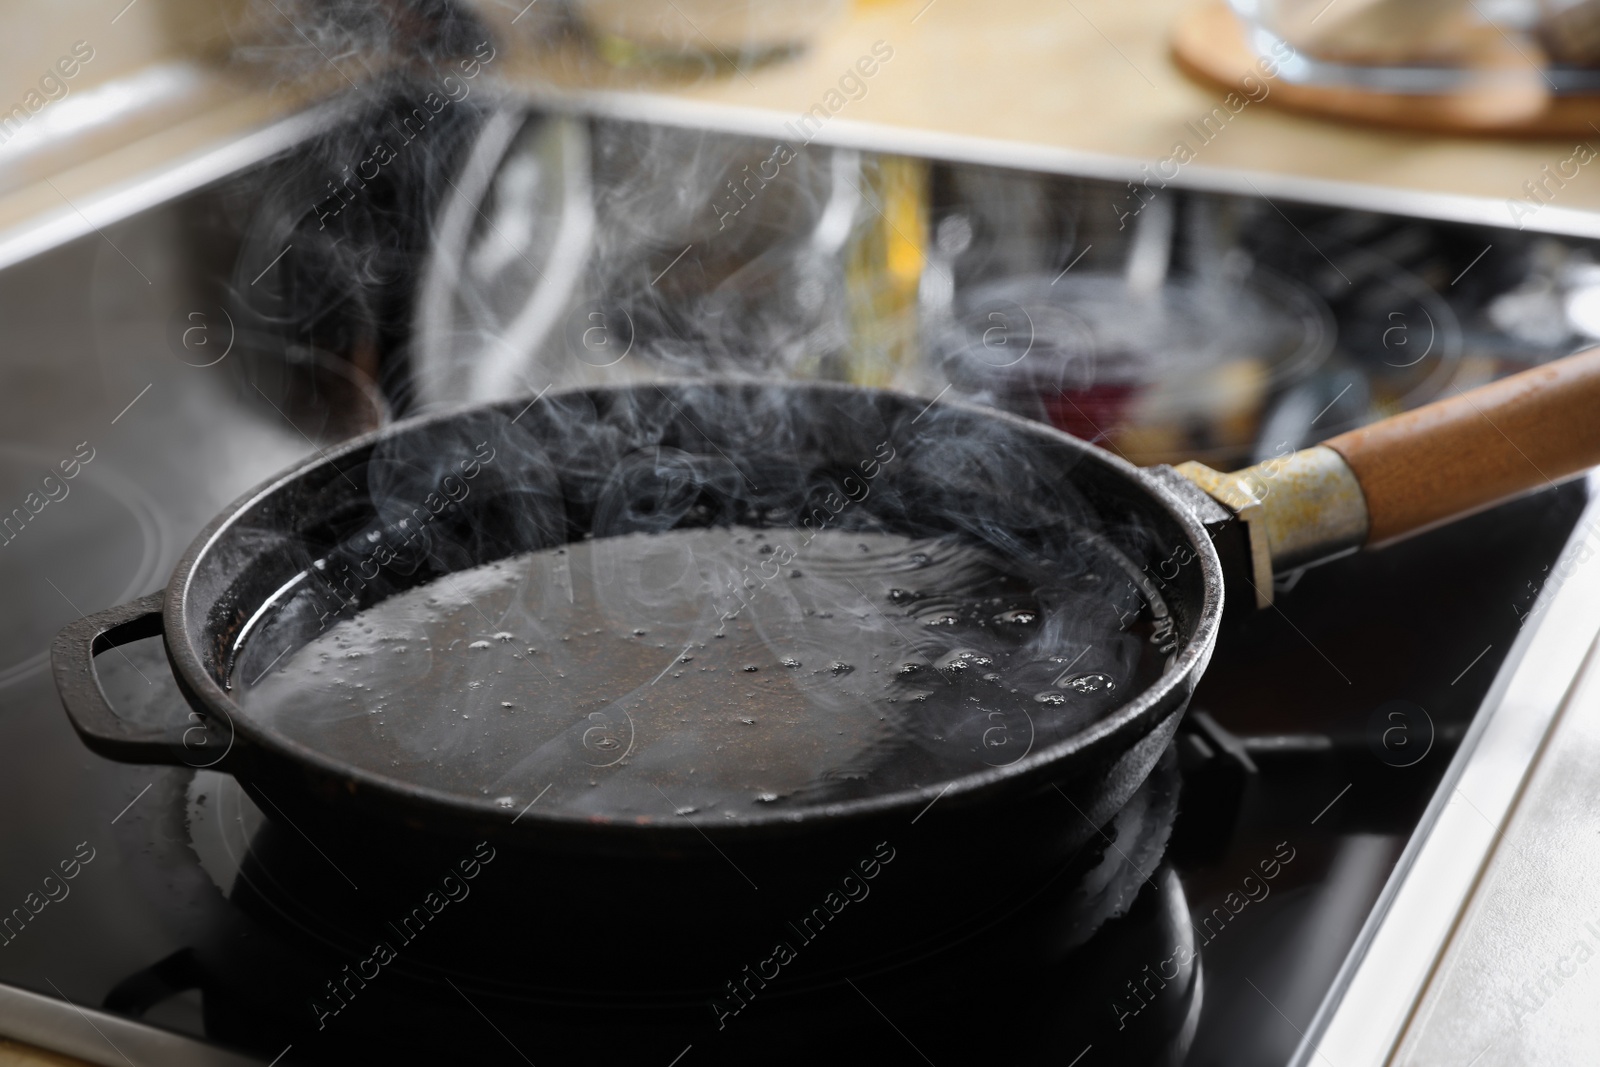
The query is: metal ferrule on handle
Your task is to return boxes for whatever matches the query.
[1176,447,1368,607]
[1179,345,1600,606]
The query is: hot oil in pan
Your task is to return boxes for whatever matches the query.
[236,527,1171,819]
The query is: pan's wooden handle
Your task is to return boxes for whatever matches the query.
[1323,346,1600,544]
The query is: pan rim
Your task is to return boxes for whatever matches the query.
[165,378,1225,841]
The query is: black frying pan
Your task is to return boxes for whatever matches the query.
[52,380,1217,987]
[49,356,1600,987]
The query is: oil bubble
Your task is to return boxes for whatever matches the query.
[936,649,995,675]
[994,609,1039,626]
[1063,673,1116,694]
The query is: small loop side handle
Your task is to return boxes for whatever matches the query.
[50,591,229,768]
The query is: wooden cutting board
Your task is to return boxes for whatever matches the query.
[1172,0,1600,137]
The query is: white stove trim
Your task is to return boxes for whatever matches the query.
[1295,472,1600,1067]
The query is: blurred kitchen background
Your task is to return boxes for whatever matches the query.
[12,0,1600,471]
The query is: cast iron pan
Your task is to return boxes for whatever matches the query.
[52,381,1220,840]
[47,356,1600,986]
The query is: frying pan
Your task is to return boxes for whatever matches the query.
[48,352,1600,987]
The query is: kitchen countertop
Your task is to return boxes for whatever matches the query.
[495,0,1600,236]
[4,0,1600,263]
[0,1038,89,1067]
[0,0,332,272]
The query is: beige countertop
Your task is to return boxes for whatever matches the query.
[0,0,1597,261]
[493,0,1600,236]
[0,0,330,270]
[0,1037,93,1067]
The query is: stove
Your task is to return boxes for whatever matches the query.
[0,99,1593,1067]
